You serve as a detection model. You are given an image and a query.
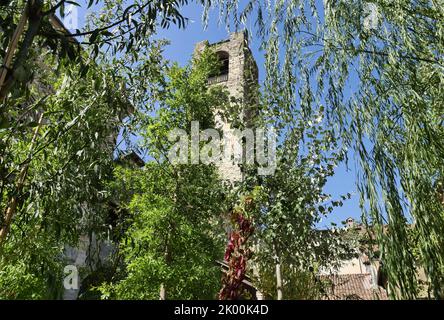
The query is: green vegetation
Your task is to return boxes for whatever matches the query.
[1,0,443,299]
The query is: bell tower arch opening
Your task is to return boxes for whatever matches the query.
[216,51,229,76]
[208,50,230,84]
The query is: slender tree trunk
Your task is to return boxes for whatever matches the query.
[0,112,44,246]
[159,184,179,300]
[275,261,283,300]
[159,221,173,300]
[273,243,283,300]
[0,0,44,102]
[159,283,166,300]
[0,3,29,96]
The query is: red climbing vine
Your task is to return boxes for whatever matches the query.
[219,197,255,300]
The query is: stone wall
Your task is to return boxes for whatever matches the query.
[194,31,259,182]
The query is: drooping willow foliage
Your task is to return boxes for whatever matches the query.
[201,0,444,298]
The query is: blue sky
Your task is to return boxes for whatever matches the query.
[66,1,362,227]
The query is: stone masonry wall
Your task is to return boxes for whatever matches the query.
[194,31,259,182]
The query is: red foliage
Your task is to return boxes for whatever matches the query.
[219,206,254,300]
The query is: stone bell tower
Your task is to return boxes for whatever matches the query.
[194,31,259,182]
[194,32,264,300]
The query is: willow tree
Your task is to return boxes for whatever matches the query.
[203,0,444,298]
[0,0,171,297]
[0,0,189,101]
[0,51,131,298]
[0,0,190,249]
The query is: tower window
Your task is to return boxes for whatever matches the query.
[208,51,229,84]
[217,51,229,75]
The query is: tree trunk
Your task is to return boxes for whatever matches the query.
[273,243,283,300]
[159,221,173,300]
[275,261,283,300]
[159,283,166,300]
[0,3,29,96]
[0,0,44,102]
[0,112,44,246]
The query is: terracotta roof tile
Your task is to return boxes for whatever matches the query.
[320,274,388,300]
